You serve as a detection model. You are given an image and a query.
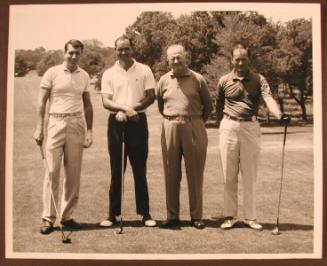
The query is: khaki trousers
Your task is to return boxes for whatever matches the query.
[161,118,208,220]
[42,115,85,223]
[219,117,261,220]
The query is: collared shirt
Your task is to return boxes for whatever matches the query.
[40,63,90,114]
[216,70,281,121]
[101,60,156,112]
[157,69,213,117]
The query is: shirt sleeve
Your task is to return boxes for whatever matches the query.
[40,68,53,89]
[101,70,113,94]
[216,78,225,123]
[259,74,282,119]
[144,66,156,91]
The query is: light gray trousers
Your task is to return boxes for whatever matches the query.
[161,117,208,220]
[42,115,85,223]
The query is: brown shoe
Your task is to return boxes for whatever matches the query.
[191,219,205,229]
[60,219,82,229]
[40,219,54,235]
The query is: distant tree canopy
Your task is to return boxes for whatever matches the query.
[15,11,312,120]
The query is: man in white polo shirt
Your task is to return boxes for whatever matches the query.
[100,36,156,227]
[33,39,93,234]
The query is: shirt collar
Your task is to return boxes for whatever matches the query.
[231,69,251,81]
[170,68,192,79]
[62,63,80,73]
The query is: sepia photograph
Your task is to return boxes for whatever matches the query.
[2,0,324,264]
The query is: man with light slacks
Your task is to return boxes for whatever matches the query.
[157,44,213,229]
[216,43,288,230]
[33,39,93,234]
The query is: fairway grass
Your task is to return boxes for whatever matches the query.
[9,74,314,256]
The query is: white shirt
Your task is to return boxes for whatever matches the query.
[40,63,90,113]
[101,60,156,112]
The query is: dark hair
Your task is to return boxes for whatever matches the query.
[231,43,250,57]
[114,35,134,50]
[64,39,84,52]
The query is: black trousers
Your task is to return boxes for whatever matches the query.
[107,113,150,217]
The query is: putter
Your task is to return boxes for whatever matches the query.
[39,145,72,243]
[117,126,125,235]
[272,120,288,236]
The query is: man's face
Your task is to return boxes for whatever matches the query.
[64,44,82,66]
[116,39,133,61]
[232,48,249,73]
[167,46,187,73]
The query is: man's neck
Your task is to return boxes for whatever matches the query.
[65,62,78,72]
[234,69,249,79]
[119,59,134,71]
[172,67,189,78]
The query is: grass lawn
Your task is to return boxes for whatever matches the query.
[10,72,314,256]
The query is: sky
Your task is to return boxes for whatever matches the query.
[9,2,318,50]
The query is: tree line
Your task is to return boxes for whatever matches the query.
[15,11,312,121]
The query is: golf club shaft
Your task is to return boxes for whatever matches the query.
[276,122,288,226]
[39,145,70,241]
[119,128,125,233]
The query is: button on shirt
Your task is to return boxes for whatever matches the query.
[40,63,90,114]
[216,70,281,121]
[157,69,212,117]
[101,60,156,113]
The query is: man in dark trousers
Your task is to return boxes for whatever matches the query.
[100,36,156,227]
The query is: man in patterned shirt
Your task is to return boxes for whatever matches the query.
[216,43,289,231]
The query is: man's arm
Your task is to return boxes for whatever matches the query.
[198,77,213,122]
[131,88,155,111]
[33,87,50,146]
[83,91,93,148]
[216,80,225,127]
[259,75,282,119]
[101,93,137,115]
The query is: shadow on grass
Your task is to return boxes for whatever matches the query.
[54,220,313,232]
[261,131,308,135]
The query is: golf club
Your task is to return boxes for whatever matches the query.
[117,126,125,235]
[39,145,72,243]
[272,119,288,236]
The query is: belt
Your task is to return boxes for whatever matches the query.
[164,115,202,122]
[49,112,82,118]
[224,114,257,122]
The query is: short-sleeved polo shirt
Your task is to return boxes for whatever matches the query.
[157,69,212,117]
[40,63,90,114]
[216,70,274,119]
[101,60,156,113]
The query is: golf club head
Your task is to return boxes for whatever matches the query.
[272,227,280,235]
[116,227,124,234]
[62,238,72,244]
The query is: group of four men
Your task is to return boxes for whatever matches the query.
[33,36,286,235]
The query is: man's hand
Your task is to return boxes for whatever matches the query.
[33,129,43,146]
[125,107,139,122]
[115,111,128,122]
[84,130,93,148]
[280,113,290,125]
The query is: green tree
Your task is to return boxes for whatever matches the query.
[14,55,29,77]
[36,50,63,76]
[271,19,312,120]
[125,11,177,79]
